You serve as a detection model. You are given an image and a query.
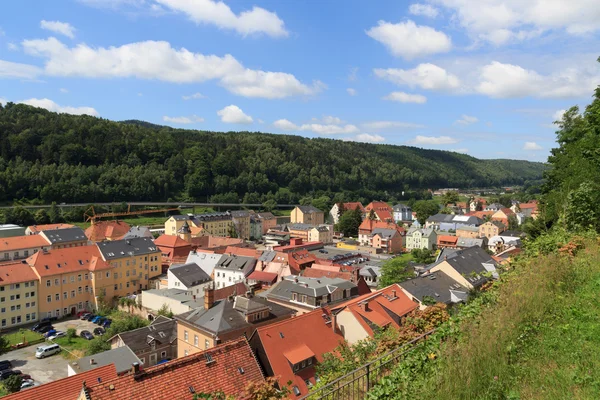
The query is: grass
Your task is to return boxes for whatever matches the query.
[53,336,92,360]
[2,329,43,346]
[72,216,169,229]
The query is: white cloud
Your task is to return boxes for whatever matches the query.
[356,133,385,143]
[182,92,205,100]
[475,61,597,98]
[19,98,98,116]
[163,115,204,124]
[523,141,543,150]
[408,135,458,145]
[59,88,69,93]
[366,20,451,59]
[374,63,460,91]
[409,3,440,18]
[40,20,76,39]
[0,60,43,79]
[451,148,469,153]
[155,0,288,38]
[7,43,18,51]
[217,104,253,124]
[455,114,478,125]
[348,67,358,81]
[273,118,298,130]
[429,0,600,45]
[320,115,343,124]
[273,117,359,135]
[21,38,322,99]
[347,88,357,96]
[553,109,566,121]
[383,91,427,104]
[361,121,425,131]
[257,118,264,124]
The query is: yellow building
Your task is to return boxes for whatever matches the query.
[0,235,51,262]
[290,206,325,226]
[164,213,235,238]
[0,262,39,329]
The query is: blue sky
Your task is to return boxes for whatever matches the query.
[1,0,599,161]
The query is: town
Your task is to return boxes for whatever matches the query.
[0,194,538,399]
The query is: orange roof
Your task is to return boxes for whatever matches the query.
[341,202,365,212]
[438,235,458,244]
[26,223,74,234]
[225,246,260,258]
[192,235,245,249]
[310,264,342,272]
[252,310,344,398]
[154,235,191,248]
[84,337,263,400]
[4,364,117,400]
[359,219,403,233]
[0,262,38,285]
[247,270,278,283]
[331,284,418,337]
[0,235,50,252]
[519,202,538,209]
[466,210,494,219]
[284,344,315,365]
[26,245,110,276]
[302,268,354,281]
[85,221,131,242]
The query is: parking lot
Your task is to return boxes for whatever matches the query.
[1,317,104,385]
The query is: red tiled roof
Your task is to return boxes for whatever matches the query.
[154,235,191,248]
[193,236,245,249]
[26,245,110,276]
[85,337,263,400]
[466,211,494,219]
[437,235,458,244]
[213,282,249,301]
[26,223,75,234]
[4,364,117,400]
[358,219,403,234]
[85,221,131,242]
[330,284,418,337]
[225,246,261,258]
[341,202,365,212]
[0,235,50,252]
[283,344,315,365]
[310,264,342,272]
[0,262,39,285]
[252,310,344,399]
[302,268,354,281]
[247,271,278,283]
[519,202,538,209]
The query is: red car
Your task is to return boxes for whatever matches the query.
[76,311,90,318]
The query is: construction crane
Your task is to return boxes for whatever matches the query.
[84,205,179,224]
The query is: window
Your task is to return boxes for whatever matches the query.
[126,270,130,277]
[31,301,35,307]
[13,252,18,258]
[62,277,66,284]
[0,319,5,327]
[78,287,82,294]
[54,278,59,286]
[15,283,20,289]
[205,339,210,349]
[31,312,36,320]
[10,306,15,311]
[293,364,300,372]
[71,290,75,298]
[0,308,4,313]
[63,292,68,300]
[70,276,74,283]
[26,314,30,322]
[30,291,35,297]
[55,293,59,301]
[78,302,83,310]
[78,274,82,281]
[3,253,8,260]
[46,280,51,287]
[0,297,3,303]
[0,287,3,292]
[11,317,15,324]
[302,295,307,303]
[24,282,29,288]
[184,350,188,356]
[85,285,89,293]
[194,335,198,346]
[114,284,118,290]
[161,351,167,358]
[25,292,29,298]
[84,273,88,280]
[184,330,188,342]
[307,357,313,365]
[106,272,110,278]
[9,295,14,301]
[26,302,30,308]
[47,295,51,303]
[292,293,297,301]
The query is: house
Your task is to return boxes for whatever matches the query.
[249,214,262,240]
[40,227,89,249]
[437,235,458,249]
[427,246,498,290]
[301,268,371,295]
[359,263,383,289]
[3,364,117,400]
[68,346,141,376]
[515,201,538,219]
[96,237,162,294]
[308,225,333,244]
[365,201,394,222]
[185,251,224,277]
[358,219,403,246]
[230,210,251,240]
[405,228,437,250]
[119,226,154,240]
[456,225,480,238]
[175,288,295,357]
[488,234,521,254]
[81,337,265,400]
[369,227,405,253]
[109,316,177,367]
[246,270,279,287]
[0,262,39,329]
[290,205,325,225]
[485,203,504,212]
[479,220,506,239]
[0,224,25,238]
[286,223,314,241]
[456,237,486,249]
[469,198,487,212]
[141,288,205,315]
[262,275,359,314]
[393,204,413,222]
[330,284,419,344]
[154,234,193,265]
[492,208,515,226]
[164,213,235,238]
[256,212,277,234]
[399,270,469,310]
[273,238,323,253]
[190,235,245,253]
[287,249,317,271]
[426,214,482,231]
[26,223,74,235]
[167,262,212,296]
[213,254,256,289]
[329,202,365,224]
[263,229,290,246]
[85,220,131,242]
[0,235,51,261]
[249,309,344,399]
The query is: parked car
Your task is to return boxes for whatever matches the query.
[82,314,95,321]
[21,379,36,390]
[90,316,102,323]
[31,321,52,332]
[96,317,106,325]
[47,331,66,340]
[101,318,112,327]
[41,316,58,323]
[43,329,57,339]
[93,327,105,336]
[0,361,12,372]
[0,370,21,381]
[37,325,55,334]
[156,358,171,365]
[35,344,61,359]
[80,330,94,340]
[79,312,91,319]
[19,373,31,381]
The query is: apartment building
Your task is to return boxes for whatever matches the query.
[0,235,51,261]
[0,262,39,329]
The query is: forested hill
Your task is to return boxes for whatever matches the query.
[0,103,545,204]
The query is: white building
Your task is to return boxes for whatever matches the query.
[213,255,257,289]
[185,251,224,277]
[167,262,212,297]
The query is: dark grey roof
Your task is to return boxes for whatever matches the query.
[400,270,468,305]
[485,203,504,211]
[194,212,232,222]
[177,221,191,234]
[456,237,484,248]
[256,212,275,220]
[440,246,497,287]
[502,230,525,238]
[72,346,141,374]
[314,226,330,232]
[109,316,176,353]
[143,288,205,309]
[296,205,323,213]
[287,223,313,231]
[267,276,356,301]
[359,265,381,277]
[426,213,454,223]
[121,226,153,239]
[176,295,295,335]
[392,204,411,211]
[97,237,158,260]
[169,262,211,287]
[170,215,190,221]
[230,210,250,218]
[258,251,277,263]
[215,255,256,273]
[41,227,87,244]
[370,228,398,238]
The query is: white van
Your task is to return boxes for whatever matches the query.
[35,344,61,359]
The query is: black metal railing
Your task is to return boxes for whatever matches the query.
[299,329,435,400]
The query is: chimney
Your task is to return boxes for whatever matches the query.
[391,289,397,298]
[363,302,370,311]
[90,358,95,365]
[204,284,215,310]
[132,362,140,374]
[331,313,337,333]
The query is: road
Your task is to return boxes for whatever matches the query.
[0,202,296,210]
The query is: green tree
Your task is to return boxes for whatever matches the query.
[3,375,22,393]
[0,334,9,355]
[507,214,519,230]
[337,207,363,237]
[413,200,440,225]
[34,209,51,225]
[565,181,599,231]
[262,199,277,212]
[411,248,435,263]
[87,337,111,355]
[157,304,174,318]
[379,258,414,287]
[442,191,459,205]
[311,195,331,213]
[66,328,77,342]
[368,209,377,221]
[7,207,35,226]
[49,201,63,223]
